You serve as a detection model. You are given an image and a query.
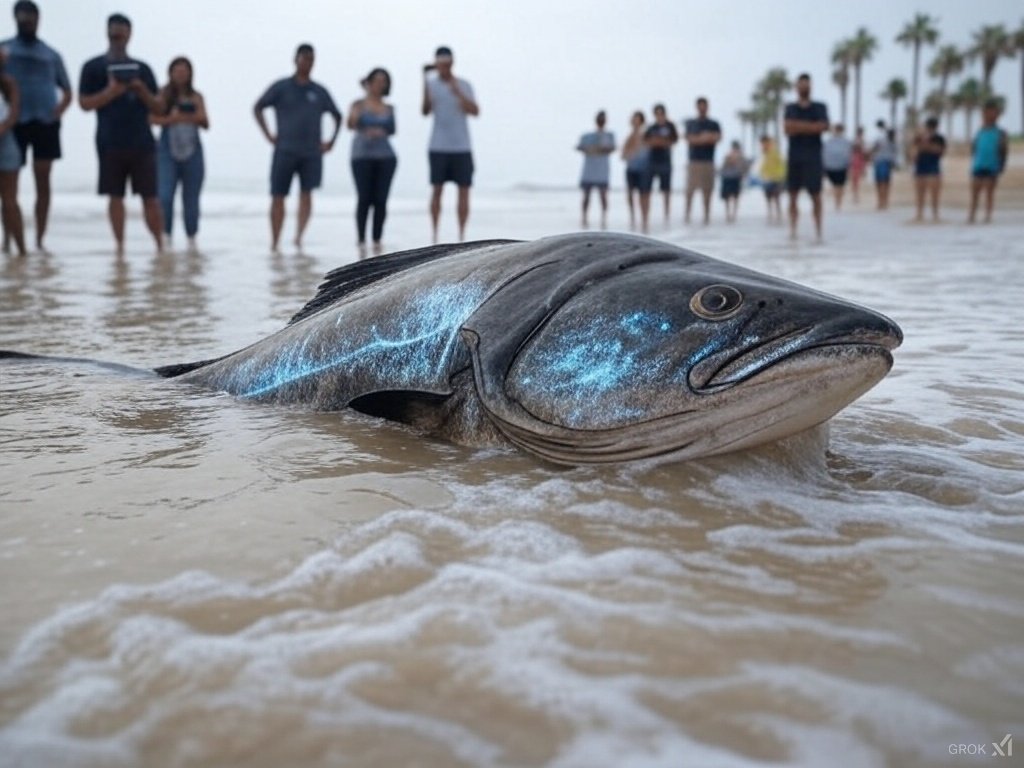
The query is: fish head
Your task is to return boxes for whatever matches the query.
[461,234,902,464]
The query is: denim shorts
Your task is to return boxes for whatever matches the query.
[0,131,21,172]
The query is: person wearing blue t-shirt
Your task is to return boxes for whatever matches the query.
[783,73,828,242]
[254,43,342,254]
[78,13,164,256]
[1,0,71,253]
[968,99,1009,225]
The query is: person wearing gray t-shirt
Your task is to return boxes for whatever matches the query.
[254,43,341,254]
[421,46,478,243]
[576,110,615,228]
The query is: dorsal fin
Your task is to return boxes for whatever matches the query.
[286,239,518,326]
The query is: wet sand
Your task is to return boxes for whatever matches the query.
[1,174,1023,767]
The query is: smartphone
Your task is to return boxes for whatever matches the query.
[108,62,141,82]
[423,64,436,73]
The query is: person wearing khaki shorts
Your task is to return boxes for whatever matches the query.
[682,97,721,225]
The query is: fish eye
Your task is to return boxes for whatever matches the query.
[690,284,743,320]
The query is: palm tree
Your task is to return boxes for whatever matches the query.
[831,40,856,126]
[896,13,940,125]
[955,78,984,142]
[755,67,791,141]
[967,24,1013,90]
[881,78,909,130]
[848,27,879,132]
[929,45,965,140]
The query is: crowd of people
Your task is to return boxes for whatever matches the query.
[0,4,481,257]
[0,4,1013,259]
[575,73,1011,240]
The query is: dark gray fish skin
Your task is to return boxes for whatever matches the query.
[161,232,902,465]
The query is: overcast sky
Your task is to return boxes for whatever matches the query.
[16,0,1024,196]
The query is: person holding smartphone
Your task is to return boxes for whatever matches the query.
[78,12,163,256]
[151,56,208,253]
[421,45,478,243]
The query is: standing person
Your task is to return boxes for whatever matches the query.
[849,126,867,205]
[421,46,478,243]
[783,73,828,242]
[620,110,649,231]
[151,56,208,254]
[78,13,164,256]
[2,0,71,254]
[718,140,746,223]
[822,123,853,211]
[967,99,1008,224]
[870,122,897,211]
[682,96,721,225]
[347,67,396,255]
[575,109,615,229]
[643,103,677,224]
[254,43,342,255]
[758,134,785,224]
[0,49,26,256]
[912,116,945,222]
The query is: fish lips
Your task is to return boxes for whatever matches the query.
[687,311,903,393]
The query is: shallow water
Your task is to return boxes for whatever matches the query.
[1,191,1023,767]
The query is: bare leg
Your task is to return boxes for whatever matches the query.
[983,179,995,223]
[930,177,941,221]
[914,177,925,221]
[598,188,608,228]
[0,171,26,256]
[270,195,285,252]
[429,184,443,243]
[639,192,650,234]
[581,187,591,228]
[142,197,165,253]
[788,190,798,240]
[108,196,126,256]
[702,188,711,224]
[811,192,823,241]
[32,160,53,251]
[662,189,670,223]
[457,186,471,242]
[626,189,635,229]
[295,191,312,248]
[684,188,693,224]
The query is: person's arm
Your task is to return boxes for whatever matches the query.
[253,84,276,144]
[79,66,128,112]
[191,91,210,130]
[0,75,19,134]
[421,73,432,116]
[346,99,361,131]
[130,65,163,114]
[53,56,73,120]
[148,87,172,126]
[321,97,342,153]
[449,78,479,116]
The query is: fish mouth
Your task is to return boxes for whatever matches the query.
[689,318,903,393]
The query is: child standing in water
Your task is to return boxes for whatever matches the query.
[967,99,1008,224]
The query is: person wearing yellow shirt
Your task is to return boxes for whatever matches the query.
[759,134,785,224]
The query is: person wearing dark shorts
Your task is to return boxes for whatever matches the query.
[643,103,678,223]
[422,46,479,242]
[783,73,829,241]
[2,0,72,253]
[822,123,853,211]
[254,43,342,254]
[78,13,164,255]
[912,117,945,222]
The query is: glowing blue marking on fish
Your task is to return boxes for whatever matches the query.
[237,283,486,398]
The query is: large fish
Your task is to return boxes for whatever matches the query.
[4,233,902,464]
